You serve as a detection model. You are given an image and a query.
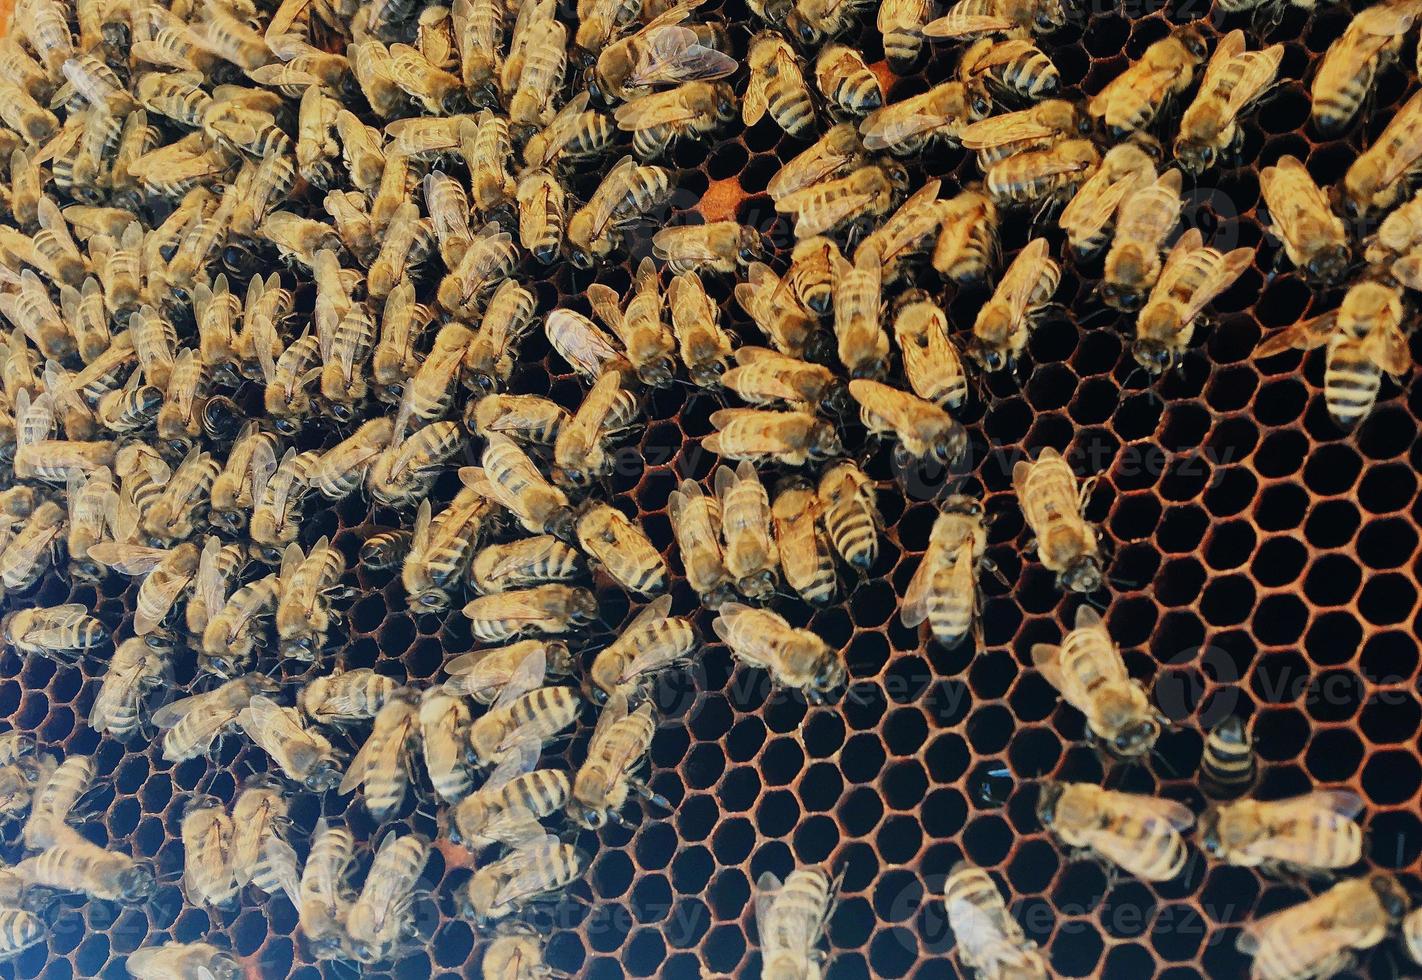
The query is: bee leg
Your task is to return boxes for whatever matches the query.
[628,777,671,811]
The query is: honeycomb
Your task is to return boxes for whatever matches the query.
[2,0,1421,977]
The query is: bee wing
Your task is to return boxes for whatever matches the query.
[589,693,630,752]
[337,728,378,795]
[994,238,1054,321]
[490,647,548,712]
[922,10,1013,37]
[485,537,555,582]
[483,738,540,792]
[624,593,674,635]
[1237,891,1355,960]
[247,437,279,503]
[1029,640,1067,691]
[753,870,783,926]
[262,837,303,909]
[960,113,1063,150]
[1111,790,1194,831]
[631,26,738,89]
[546,310,624,378]
[743,64,770,126]
[861,104,944,151]
[614,90,698,132]
[1151,227,1204,297]
[1174,247,1253,326]
[196,537,228,615]
[653,227,716,264]
[585,283,626,336]
[134,565,193,636]
[152,689,211,730]
[768,127,861,201]
[1220,44,1284,121]
[899,542,939,629]
[495,838,576,905]
[411,499,432,558]
[1200,29,1246,91]
[1058,167,1139,246]
[1268,789,1366,821]
[269,447,299,523]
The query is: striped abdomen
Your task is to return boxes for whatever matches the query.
[1201,717,1256,799]
[1324,335,1382,428]
[769,82,816,137]
[501,770,573,820]
[927,547,977,647]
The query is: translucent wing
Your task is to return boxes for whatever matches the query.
[961,113,1065,150]
[490,646,548,712]
[151,689,212,729]
[87,542,169,575]
[743,64,769,126]
[483,738,540,792]
[133,564,194,635]
[629,26,737,88]
[994,238,1054,322]
[1175,247,1253,326]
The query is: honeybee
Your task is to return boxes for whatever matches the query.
[566,155,673,269]
[341,692,418,821]
[863,182,951,285]
[448,741,566,850]
[24,754,89,850]
[848,379,967,465]
[237,695,343,792]
[471,537,584,597]
[516,168,566,265]
[833,244,890,379]
[181,795,238,907]
[1093,169,1184,313]
[744,33,814,137]
[436,223,519,317]
[401,322,472,424]
[92,538,201,638]
[388,42,465,115]
[735,263,823,358]
[445,640,577,704]
[1013,447,1102,593]
[311,419,393,503]
[372,280,434,403]
[0,907,43,962]
[666,271,733,386]
[367,201,434,304]
[1033,605,1165,759]
[777,162,911,241]
[569,695,663,829]
[932,188,1000,285]
[1087,28,1206,136]
[125,942,240,980]
[962,99,1089,169]
[257,210,345,270]
[892,292,968,410]
[2,270,73,360]
[817,460,880,572]
[59,279,112,367]
[463,585,600,643]
[143,448,219,544]
[576,503,668,596]
[4,604,107,661]
[524,92,617,169]
[714,603,844,702]
[1134,228,1254,373]
[723,347,841,413]
[986,138,1098,207]
[1365,187,1422,265]
[459,112,515,220]
[1175,31,1284,175]
[1037,781,1193,881]
[944,862,1048,980]
[469,394,569,447]
[358,529,413,573]
[403,489,497,612]
[754,867,840,979]
[1336,86,1422,216]
[298,819,358,959]
[966,237,1059,372]
[418,687,473,803]
[1238,874,1407,980]
[1259,155,1350,285]
[958,35,1059,101]
[924,0,1067,38]
[64,466,112,582]
[1058,140,1159,261]
[508,19,566,129]
[275,537,346,659]
[462,434,573,537]
[1316,1,1422,136]
[653,222,762,276]
[900,496,990,648]
[615,79,736,158]
[199,571,279,677]
[462,837,588,923]
[468,669,583,770]
[770,479,836,607]
[13,833,156,903]
[153,675,278,763]
[664,479,733,609]
[861,81,991,156]
[1200,715,1258,800]
[1201,789,1364,878]
[589,4,736,104]
[710,462,778,601]
[772,237,835,318]
[704,408,843,467]
[481,924,566,980]
[464,280,538,391]
[586,259,676,387]
[346,833,429,964]
[366,419,461,507]
[768,122,866,203]
[814,44,882,117]
[0,80,57,142]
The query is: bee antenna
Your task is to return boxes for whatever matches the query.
[1150,747,1180,779]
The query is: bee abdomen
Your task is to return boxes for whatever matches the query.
[1323,354,1381,427]
[770,87,816,136]
[0,908,42,956]
[1200,717,1256,799]
[824,508,877,569]
[927,590,974,646]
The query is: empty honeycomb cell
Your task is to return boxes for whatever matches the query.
[1361,631,1421,682]
[1253,430,1308,478]
[1362,750,1422,805]
[1255,482,1309,531]
[1305,669,1364,722]
[1304,611,1364,667]
[1205,521,1256,572]
[1251,651,1310,705]
[1201,575,1257,627]
[1156,506,1209,554]
[1358,517,1419,570]
[1305,497,1360,547]
[1303,444,1364,496]
[1305,728,1367,784]
[1359,573,1417,626]
[1027,366,1076,415]
[1370,810,1422,869]
[1358,405,1416,459]
[1252,537,1308,587]
[1303,554,1362,606]
[1253,594,1308,645]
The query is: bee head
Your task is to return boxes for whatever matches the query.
[547,508,577,544]
[786,12,822,47]
[1107,718,1160,760]
[713,83,737,123]
[1035,780,1064,827]
[1197,806,1223,857]
[1175,26,1208,60]
[1306,243,1351,285]
[966,80,993,120]
[570,802,607,830]
[1099,280,1144,312]
[568,244,597,271]
[273,416,301,437]
[1371,874,1410,921]
[1059,555,1104,594]
[814,654,847,696]
[305,760,343,793]
[583,64,611,107]
[1130,337,1173,376]
[329,401,356,424]
[637,355,676,389]
[701,581,738,611]
[201,397,247,441]
[118,861,157,903]
[70,558,104,583]
[258,544,285,565]
[940,494,983,518]
[410,589,450,613]
[1174,138,1214,176]
[738,570,778,602]
[570,589,600,624]
[281,635,318,660]
[202,653,236,679]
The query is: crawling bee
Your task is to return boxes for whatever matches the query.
[817,461,879,573]
[1345,87,1422,216]
[462,434,574,537]
[1239,874,1407,980]
[1201,790,1365,877]
[1175,31,1284,175]
[893,292,968,410]
[403,490,498,612]
[125,943,240,980]
[958,35,1059,101]
[445,640,577,706]
[346,833,429,964]
[986,138,1099,208]
[924,0,1067,39]
[721,347,842,411]
[668,479,735,609]
[275,537,347,659]
[668,271,734,386]
[614,80,736,159]
[566,155,673,269]
[744,33,815,137]
[1095,169,1183,311]
[1013,447,1103,594]
[703,408,843,467]
[652,222,762,275]
[945,862,1048,979]
[586,258,676,388]
[236,695,343,792]
[1033,606,1165,760]
[933,188,1000,286]
[420,688,474,804]
[467,657,583,769]
[589,5,736,104]
[848,379,967,465]
[735,263,825,359]
[569,695,666,829]
[300,669,402,729]
[481,924,567,980]
[4,605,107,662]
[1312,2,1419,136]
[89,636,171,741]
[462,837,588,923]
[1200,715,1258,800]
[1088,28,1206,136]
[816,44,882,116]
[968,237,1059,372]
[341,693,419,822]
[1259,155,1350,285]
[470,394,571,446]
[471,537,585,595]
[181,795,238,908]
[833,244,891,379]
[13,833,156,904]
[775,162,911,240]
[714,603,845,703]
[755,866,841,980]
[861,81,990,156]
[576,503,668,596]
[1133,228,1253,374]
[772,479,836,607]
[716,461,779,601]
[1037,781,1193,882]
[768,122,866,203]
[463,585,600,644]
